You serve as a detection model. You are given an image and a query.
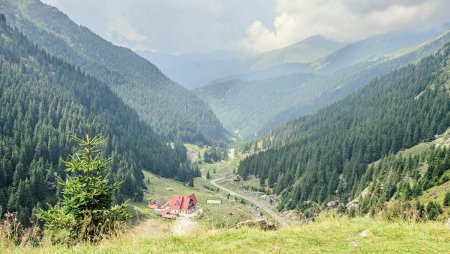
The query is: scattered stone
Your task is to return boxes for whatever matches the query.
[233,219,278,231]
[346,201,358,210]
[326,200,339,208]
[360,230,369,238]
[349,241,359,247]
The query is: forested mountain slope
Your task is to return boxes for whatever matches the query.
[0,16,193,225]
[317,28,448,72]
[352,131,450,217]
[0,0,228,145]
[246,35,345,70]
[196,29,450,140]
[238,43,450,211]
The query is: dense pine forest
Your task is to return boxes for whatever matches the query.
[0,0,229,146]
[239,43,450,211]
[0,15,198,226]
[354,145,450,219]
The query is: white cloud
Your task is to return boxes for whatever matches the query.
[105,13,147,44]
[240,0,450,53]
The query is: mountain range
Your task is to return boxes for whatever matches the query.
[194,26,450,139]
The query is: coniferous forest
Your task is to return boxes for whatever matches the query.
[0,0,229,146]
[0,1,449,252]
[239,44,450,211]
[0,15,198,226]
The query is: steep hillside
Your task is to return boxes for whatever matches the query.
[196,73,323,138]
[353,130,450,217]
[247,35,345,70]
[137,50,251,89]
[137,36,342,89]
[0,15,193,225]
[196,29,450,139]
[238,43,450,211]
[1,0,228,145]
[318,28,448,72]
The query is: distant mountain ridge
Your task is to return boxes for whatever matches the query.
[195,27,450,139]
[138,35,344,89]
[246,35,346,70]
[317,28,450,72]
[1,0,229,145]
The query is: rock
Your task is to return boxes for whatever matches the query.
[346,201,358,210]
[446,219,450,228]
[360,230,369,238]
[233,219,278,231]
[326,200,339,208]
[349,241,359,247]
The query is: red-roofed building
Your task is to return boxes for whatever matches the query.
[170,193,198,214]
[159,208,175,219]
[147,198,167,210]
[147,204,159,209]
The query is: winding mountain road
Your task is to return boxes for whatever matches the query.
[210,177,290,228]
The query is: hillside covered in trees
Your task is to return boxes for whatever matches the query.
[0,0,228,146]
[196,29,450,139]
[0,15,196,226]
[238,43,450,212]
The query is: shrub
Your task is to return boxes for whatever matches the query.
[425,202,443,220]
[443,192,450,207]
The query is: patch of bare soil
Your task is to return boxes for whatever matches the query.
[171,216,197,236]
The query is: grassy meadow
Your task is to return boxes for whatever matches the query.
[3,216,449,253]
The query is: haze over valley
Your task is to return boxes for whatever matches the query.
[1,1,450,253]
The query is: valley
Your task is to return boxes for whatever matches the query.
[1,1,450,253]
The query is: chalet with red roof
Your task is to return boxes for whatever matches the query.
[170,193,198,214]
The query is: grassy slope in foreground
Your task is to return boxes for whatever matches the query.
[4,217,449,254]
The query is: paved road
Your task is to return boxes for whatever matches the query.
[210,177,290,228]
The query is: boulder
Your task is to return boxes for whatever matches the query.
[326,200,339,208]
[349,241,359,247]
[233,219,278,231]
[360,230,369,238]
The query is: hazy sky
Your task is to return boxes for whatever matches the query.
[42,0,450,54]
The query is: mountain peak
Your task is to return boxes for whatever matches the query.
[300,35,335,44]
[247,34,345,69]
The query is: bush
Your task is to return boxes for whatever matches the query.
[425,202,443,220]
[443,192,450,207]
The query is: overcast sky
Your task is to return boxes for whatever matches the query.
[42,0,450,54]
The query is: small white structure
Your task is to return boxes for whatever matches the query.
[206,199,222,204]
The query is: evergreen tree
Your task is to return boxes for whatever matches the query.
[38,124,129,243]
[444,192,450,207]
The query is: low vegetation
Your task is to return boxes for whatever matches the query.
[2,216,449,253]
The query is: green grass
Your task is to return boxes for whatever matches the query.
[5,216,449,253]
[139,171,253,228]
[418,178,450,216]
